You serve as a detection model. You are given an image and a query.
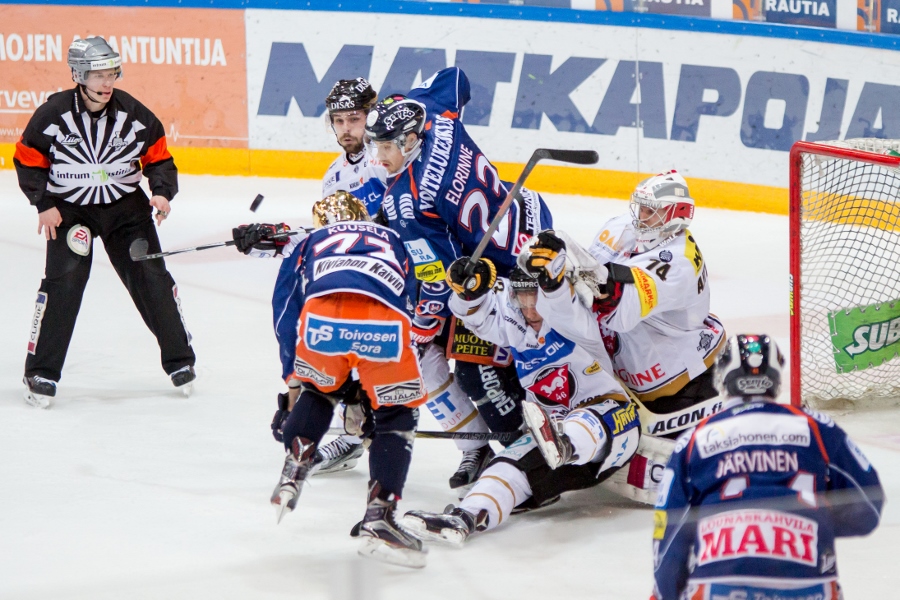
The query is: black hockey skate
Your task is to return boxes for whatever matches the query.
[313,436,364,475]
[357,481,427,569]
[23,376,57,409]
[270,437,317,524]
[448,445,495,490]
[522,401,574,470]
[170,365,196,397]
[403,504,489,548]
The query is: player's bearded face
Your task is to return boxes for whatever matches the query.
[331,110,367,155]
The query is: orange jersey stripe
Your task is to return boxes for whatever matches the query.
[142,136,172,166]
[14,139,50,169]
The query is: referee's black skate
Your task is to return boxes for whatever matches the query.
[357,481,427,568]
[449,445,494,490]
[403,505,489,547]
[271,437,317,524]
[170,365,196,397]
[23,376,57,409]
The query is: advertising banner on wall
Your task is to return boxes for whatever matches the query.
[882,0,900,33]
[245,9,900,189]
[0,5,247,148]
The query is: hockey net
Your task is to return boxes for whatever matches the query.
[790,139,900,409]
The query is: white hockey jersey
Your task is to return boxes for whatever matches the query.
[321,149,387,212]
[559,215,725,403]
[449,280,628,417]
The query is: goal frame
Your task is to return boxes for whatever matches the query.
[789,140,900,408]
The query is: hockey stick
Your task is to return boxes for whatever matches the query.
[129,227,311,261]
[465,148,599,275]
[326,426,519,442]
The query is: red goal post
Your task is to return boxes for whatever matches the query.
[790,139,900,409]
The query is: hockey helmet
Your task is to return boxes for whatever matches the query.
[312,190,372,228]
[68,37,122,84]
[713,334,785,400]
[326,78,377,116]
[508,266,539,309]
[364,95,426,143]
[629,170,694,252]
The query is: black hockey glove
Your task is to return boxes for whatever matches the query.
[232,223,290,255]
[271,392,290,443]
[524,230,567,292]
[447,257,497,301]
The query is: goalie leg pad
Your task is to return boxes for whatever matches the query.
[562,407,610,466]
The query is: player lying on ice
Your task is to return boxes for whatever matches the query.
[652,334,884,600]
[401,257,643,545]
[268,191,429,568]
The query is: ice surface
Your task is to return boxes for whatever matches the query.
[1,171,896,599]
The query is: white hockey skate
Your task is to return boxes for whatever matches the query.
[522,401,574,470]
[23,376,56,409]
[270,437,317,523]
[313,436,364,475]
[403,505,488,548]
[357,482,427,569]
[170,365,196,397]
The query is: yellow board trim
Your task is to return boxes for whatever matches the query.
[0,143,789,215]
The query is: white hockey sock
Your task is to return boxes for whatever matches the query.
[563,408,609,466]
[459,461,532,531]
[420,344,489,452]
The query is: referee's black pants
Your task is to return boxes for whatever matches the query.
[25,190,196,383]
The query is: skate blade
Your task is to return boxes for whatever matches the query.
[312,458,359,476]
[180,382,193,397]
[400,515,466,547]
[272,490,296,524]
[24,391,51,409]
[522,404,562,469]
[357,536,427,569]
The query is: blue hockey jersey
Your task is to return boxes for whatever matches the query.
[271,221,417,381]
[380,67,553,319]
[653,398,884,599]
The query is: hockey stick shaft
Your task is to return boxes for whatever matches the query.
[326,426,518,442]
[130,228,310,261]
[465,148,599,275]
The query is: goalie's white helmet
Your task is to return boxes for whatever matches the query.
[312,190,371,228]
[68,37,122,85]
[713,334,785,400]
[629,170,694,252]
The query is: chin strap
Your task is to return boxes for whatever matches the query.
[79,84,106,106]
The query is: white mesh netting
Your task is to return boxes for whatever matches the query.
[796,138,900,409]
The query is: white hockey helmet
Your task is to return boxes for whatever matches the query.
[629,170,694,252]
[713,334,785,400]
[68,37,122,85]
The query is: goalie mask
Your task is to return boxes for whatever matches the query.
[312,191,372,228]
[713,334,785,400]
[629,170,694,253]
[68,37,122,85]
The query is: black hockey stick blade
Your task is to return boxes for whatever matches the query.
[249,194,264,212]
[129,239,150,260]
[536,148,599,165]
